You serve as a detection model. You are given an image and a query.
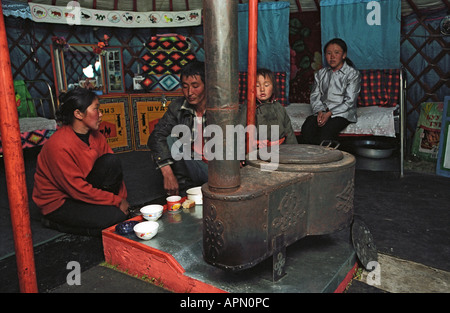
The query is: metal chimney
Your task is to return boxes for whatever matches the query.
[202,0,241,193]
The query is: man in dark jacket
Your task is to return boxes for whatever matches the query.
[147,61,207,196]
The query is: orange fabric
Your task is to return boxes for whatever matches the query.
[257,136,285,149]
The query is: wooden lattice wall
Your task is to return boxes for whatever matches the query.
[5,16,204,118]
[4,5,449,151]
[400,8,450,142]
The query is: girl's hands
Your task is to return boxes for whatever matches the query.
[317,111,332,127]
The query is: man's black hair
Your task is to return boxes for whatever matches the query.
[180,60,205,84]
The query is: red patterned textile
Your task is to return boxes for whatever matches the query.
[239,72,288,106]
[142,34,195,75]
[357,69,400,107]
[0,128,57,154]
[288,11,322,104]
[140,74,181,92]
[141,34,196,92]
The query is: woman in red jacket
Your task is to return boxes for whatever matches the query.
[33,88,129,236]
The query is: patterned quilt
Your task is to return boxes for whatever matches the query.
[0,117,57,154]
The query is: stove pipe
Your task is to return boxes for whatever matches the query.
[203,0,241,193]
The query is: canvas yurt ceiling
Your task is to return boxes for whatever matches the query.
[8,0,450,16]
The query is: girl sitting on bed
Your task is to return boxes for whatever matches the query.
[299,38,361,145]
[33,88,130,237]
[239,68,297,149]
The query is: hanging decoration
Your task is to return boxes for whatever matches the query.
[29,3,202,28]
[51,36,70,51]
[93,35,110,55]
[140,34,196,92]
[440,16,450,35]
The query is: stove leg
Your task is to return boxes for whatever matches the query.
[273,234,286,282]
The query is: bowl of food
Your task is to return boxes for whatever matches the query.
[140,204,164,221]
[133,221,159,240]
[186,186,202,205]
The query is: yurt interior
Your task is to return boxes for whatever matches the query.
[0,0,449,295]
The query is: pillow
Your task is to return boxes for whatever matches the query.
[357,69,400,107]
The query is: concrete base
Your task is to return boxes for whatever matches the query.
[102,205,357,293]
[359,253,450,293]
[51,264,172,293]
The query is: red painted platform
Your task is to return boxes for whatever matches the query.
[103,215,225,293]
[102,208,357,293]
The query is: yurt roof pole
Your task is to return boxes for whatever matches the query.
[0,3,38,293]
[246,0,258,153]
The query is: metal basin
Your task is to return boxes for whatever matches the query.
[353,139,396,159]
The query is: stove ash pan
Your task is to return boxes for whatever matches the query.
[202,144,356,271]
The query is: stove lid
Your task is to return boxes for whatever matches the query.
[261,144,344,164]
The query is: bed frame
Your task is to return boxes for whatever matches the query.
[285,69,406,176]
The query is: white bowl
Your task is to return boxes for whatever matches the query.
[166,195,181,203]
[133,221,159,240]
[140,204,164,221]
[187,186,203,205]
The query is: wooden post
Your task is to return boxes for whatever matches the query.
[246,0,258,153]
[0,3,38,293]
